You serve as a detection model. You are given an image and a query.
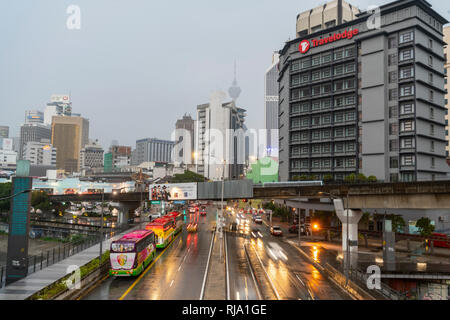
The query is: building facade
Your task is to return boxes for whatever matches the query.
[19,124,52,160]
[0,126,9,139]
[195,91,247,180]
[174,114,195,166]
[51,116,89,173]
[80,140,104,171]
[0,149,17,170]
[444,26,450,162]
[25,110,44,125]
[110,145,132,168]
[22,140,57,166]
[135,138,174,165]
[278,0,449,182]
[265,52,280,158]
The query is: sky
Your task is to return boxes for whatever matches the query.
[1,0,449,149]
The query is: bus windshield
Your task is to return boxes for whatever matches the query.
[111,242,135,253]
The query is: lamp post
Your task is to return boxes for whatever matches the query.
[318,191,350,285]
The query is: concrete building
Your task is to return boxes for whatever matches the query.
[0,149,17,170]
[296,0,360,37]
[265,52,280,158]
[19,124,52,160]
[174,114,195,166]
[51,116,89,173]
[444,26,450,163]
[195,91,247,180]
[278,0,449,182]
[134,138,174,165]
[110,145,131,168]
[22,140,57,166]
[25,110,44,125]
[0,126,9,139]
[80,140,104,171]
[44,94,72,125]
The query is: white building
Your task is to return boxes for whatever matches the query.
[0,149,17,170]
[265,52,280,159]
[22,140,56,166]
[44,94,72,125]
[195,91,247,181]
[80,140,104,171]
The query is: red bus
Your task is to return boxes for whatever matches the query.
[109,230,156,276]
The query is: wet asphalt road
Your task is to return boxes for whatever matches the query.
[83,206,217,300]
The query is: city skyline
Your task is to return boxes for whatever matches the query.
[3,0,449,149]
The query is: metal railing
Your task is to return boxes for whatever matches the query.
[0,222,141,289]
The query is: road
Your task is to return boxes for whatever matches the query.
[83,206,217,300]
[226,210,350,300]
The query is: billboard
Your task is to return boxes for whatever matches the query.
[50,94,71,103]
[2,138,12,151]
[150,183,197,201]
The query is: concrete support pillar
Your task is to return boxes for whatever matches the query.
[333,199,363,269]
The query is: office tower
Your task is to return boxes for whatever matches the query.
[19,124,52,160]
[22,140,57,166]
[80,140,104,170]
[174,114,195,165]
[51,116,89,173]
[265,52,280,159]
[0,126,9,138]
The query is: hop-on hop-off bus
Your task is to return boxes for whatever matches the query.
[109,230,156,276]
[166,211,183,235]
[146,217,175,248]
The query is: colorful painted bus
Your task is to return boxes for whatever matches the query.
[166,211,183,235]
[109,230,156,276]
[145,217,175,248]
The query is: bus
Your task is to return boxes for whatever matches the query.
[146,217,175,248]
[109,230,156,276]
[166,211,183,235]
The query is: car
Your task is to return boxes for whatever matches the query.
[270,226,283,236]
[251,228,263,239]
[266,242,288,261]
[254,216,263,224]
[288,224,311,235]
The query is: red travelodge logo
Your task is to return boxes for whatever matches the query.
[298,29,359,54]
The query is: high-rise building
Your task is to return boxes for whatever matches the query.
[278,0,449,182]
[195,91,247,180]
[0,126,9,138]
[174,114,195,166]
[444,26,450,162]
[0,149,17,170]
[80,140,104,171]
[19,124,52,160]
[44,94,72,125]
[296,0,360,37]
[110,145,132,168]
[135,139,175,165]
[25,110,44,125]
[51,116,89,173]
[265,52,280,159]
[22,140,56,166]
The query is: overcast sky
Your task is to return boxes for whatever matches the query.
[1,0,448,149]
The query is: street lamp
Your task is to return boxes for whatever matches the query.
[318,191,350,286]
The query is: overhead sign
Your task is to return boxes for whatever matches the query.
[150,183,197,201]
[299,29,359,54]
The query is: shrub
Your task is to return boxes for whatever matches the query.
[368,175,378,183]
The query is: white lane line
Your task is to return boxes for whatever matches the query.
[252,244,281,300]
[296,274,305,286]
[170,280,174,287]
[236,291,240,300]
[178,265,182,271]
[199,229,215,300]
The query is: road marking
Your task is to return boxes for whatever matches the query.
[76,273,110,300]
[236,291,240,300]
[178,265,182,271]
[199,229,216,300]
[245,276,248,300]
[252,243,281,300]
[295,274,305,286]
[118,232,182,300]
[170,280,174,287]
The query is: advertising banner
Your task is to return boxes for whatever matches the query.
[149,183,197,201]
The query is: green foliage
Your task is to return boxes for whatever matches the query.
[0,182,12,212]
[263,201,276,211]
[171,170,206,183]
[31,191,51,212]
[357,173,367,182]
[345,173,356,183]
[367,175,378,183]
[30,250,110,300]
[415,217,435,237]
[323,174,334,182]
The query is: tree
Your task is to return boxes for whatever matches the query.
[0,182,12,212]
[415,217,435,237]
[171,170,206,183]
[31,191,51,212]
[367,175,378,183]
[345,173,356,183]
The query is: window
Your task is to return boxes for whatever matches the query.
[301,58,311,69]
[429,73,433,84]
[430,124,434,136]
[335,112,344,123]
[334,81,343,91]
[390,123,398,135]
[321,99,332,110]
[312,85,321,96]
[300,117,309,127]
[311,101,320,111]
[335,127,344,138]
[311,56,320,66]
[335,158,344,168]
[389,71,397,83]
[429,90,434,101]
[428,55,433,66]
[388,54,397,66]
[431,140,435,152]
[390,139,399,151]
[345,63,355,73]
[312,130,321,140]
[346,142,356,152]
[399,30,414,43]
[345,95,355,105]
[322,129,331,139]
[322,143,331,153]
[335,96,344,107]
[389,106,398,118]
[399,49,414,61]
[335,143,344,153]
[301,145,309,154]
[312,159,320,168]
[300,102,309,113]
[401,120,415,132]
[322,114,331,125]
[400,103,414,114]
[401,137,415,148]
[322,83,332,94]
[389,89,398,101]
[301,73,309,83]
[291,104,300,114]
[312,144,321,154]
[322,53,332,64]
[428,39,433,49]
[390,157,399,169]
[312,71,321,81]
[322,68,331,78]
[345,127,355,137]
[344,79,355,89]
[345,111,355,121]
[300,160,309,168]
[291,61,300,72]
[388,37,397,49]
[300,132,309,141]
[430,108,434,120]
[312,116,320,126]
[401,155,415,166]
[346,158,356,168]
[334,50,344,60]
[322,159,331,168]
[400,85,414,97]
[399,66,414,79]
[344,47,355,58]
[334,65,344,76]
[431,157,435,168]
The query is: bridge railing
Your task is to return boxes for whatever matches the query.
[0,222,137,289]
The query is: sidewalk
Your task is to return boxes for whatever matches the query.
[0,225,141,300]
